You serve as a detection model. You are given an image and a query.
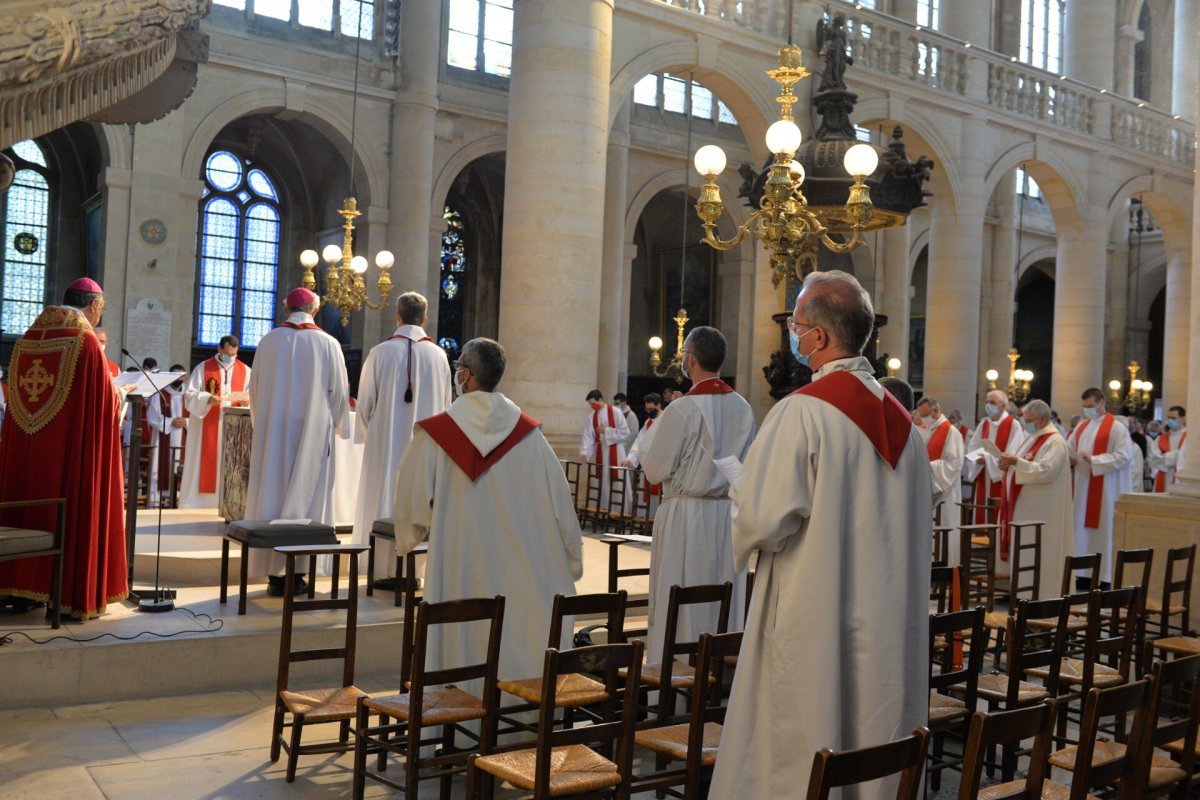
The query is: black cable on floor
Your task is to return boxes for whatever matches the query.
[0,605,224,647]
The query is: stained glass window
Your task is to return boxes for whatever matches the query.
[437,207,467,361]
[1020,0,1063,73]
[195,150,281,348]
[632,73,739,125]
[1,140,51,337]
[446,0,513,77]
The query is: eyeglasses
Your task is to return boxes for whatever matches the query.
[785,316,811,336]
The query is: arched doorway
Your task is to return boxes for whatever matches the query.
[1015,265,1055,404]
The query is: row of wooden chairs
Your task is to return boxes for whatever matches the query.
[561,460,656,536]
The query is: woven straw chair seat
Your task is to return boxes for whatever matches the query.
[362,685,485,726]
[984,611,1010,631]
[634,721,722,765]
[496,673,609,708]
[722,654,738,667]
[1025,658,1125,688]
[1161,736,1200,758]
[1152,636,1200,656]
[1027,616,1088,634]
[1146,755,1188,790]
[1144,598,1187,615]
[279,685,366,723]
[619,660,712,689]
[473,744,621,795]
[977,778,1093,800]
[928,692,969,725]
[1048,740,1125,772]
[960,672,1050,703]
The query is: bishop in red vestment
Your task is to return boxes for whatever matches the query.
[0,278,128,619]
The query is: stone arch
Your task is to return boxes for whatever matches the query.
[181,88,385,208]
[1104,174,1191,263]
[1017,243,1058,284]
[908,225,930,285]
[983,142,1085,231]
[624,168,751,250]
[431,134,508,215]
[609,41,776,162]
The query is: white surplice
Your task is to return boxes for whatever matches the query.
[710,357,932,800]
[179,358,251,509]
[1147,428,1187,491]
[392,391,583,682]
[1003,424,1073,596]
[924,414,964,564]
[580,403,630,511]
[640,382,755,662]
[245,312,350,576]
[144,387,185,503]
[621,406,640,452]
[965,412,1027,493]
[1068,414,1133,583]
[352,325,451,578]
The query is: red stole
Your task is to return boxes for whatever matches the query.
[106,360,120,378]
[791,371,912,470]
[1072,414,1116,529]
[999,431,1054,561]
[973,415,1015,524]
[418,411,541,481]
[198,358,248,494]
[1154,432,1187,492]
[926,420,953,462]
[591,404,620,479]
[388,333,435,404]
[281,321,322,330]
[156,390,182,492]
[686,377,735,395]
[640,418,661,502]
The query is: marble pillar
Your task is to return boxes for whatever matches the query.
[497,0,613,436]
[1173,0,1198,121]
[1114,25,1140,98]
[1178,92,1200,495]
[876,225,911,379]
[987,196,1017,412]
[1163,247,1193,409]
[596,101,631,396]
[1051,219,1109,412]
[1104,239,1130,387]
[939,0,990,45]
[386,0,441,343]
[1064,0,1116,88]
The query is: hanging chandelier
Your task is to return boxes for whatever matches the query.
[649,308,690,382]
[985,348,1033,402]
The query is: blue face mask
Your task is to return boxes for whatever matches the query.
[985,403,1001,419]
[1023,420,1038,434]
[790,327,817,368]
[1082,406,1101,420]
[1166,418,1182,431]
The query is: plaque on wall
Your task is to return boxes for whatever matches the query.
[125,298,173,369]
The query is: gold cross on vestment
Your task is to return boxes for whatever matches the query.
[20,358,55,402]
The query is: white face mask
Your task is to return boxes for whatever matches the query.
[985,403,1001,419]
[216,352,234,366]
[1082,406,1101,420]
[454,369,469,397]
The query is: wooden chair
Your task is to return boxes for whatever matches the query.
[1064,552,1103,593]
[959,523,1000,612]
[1007,520,1045,602]
[1142,653,1200,799]
[1145,545,1196,640]
[931,563,961,614]
[365,518,400,605]
[601,466,634,533]
[0,497,65,628]
[617,468,655,537]
[626,582,733,726]
[805,727,931,800]
[928,605,985,790]
[561,459,585,523]
[397,542,429,687]
[956,700,1060,800]
[1046,679,1155,800]
[600,537,650,639]
[468,640,644,800]
[1113,548,1154,676]
[352,596,505,800]
[633,631,742,799]
[960,498,1000,527]
[220,520,338,615]
[580,464,605,531]
[496,591,628,734]
[269,543,369,783]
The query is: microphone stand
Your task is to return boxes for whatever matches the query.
[122,348,175,613]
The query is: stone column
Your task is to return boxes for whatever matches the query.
[1104,237,1130,385]
[1163,246,1193,408]
[1064,0,1117,89]
[1177,129,1200,495]
[924,117,986,417]
[1051,218,1109,411]
[940,1,990,45]
[890,0,918,24]
[386,0,442,344]
[987,194,1017,407]
[875,225,911,379]
[1114,25,1142,98]
[596,101,631,396]
[498,0,613,437]
[1173,0,1198,120]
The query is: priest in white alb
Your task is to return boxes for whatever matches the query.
[392,337,582,681]
[997,399,1072,595]
[916,395,964,562]
[1147,405,1187,492]
[352,291,451,583]
[179,335,250,508]
[966,389,1026,523]
[640,326,755,661]
[245,288,350,595]
[580,389,630,509]
[1068,387,1133,585]
[711,271,932,800]
[621,391,664,517]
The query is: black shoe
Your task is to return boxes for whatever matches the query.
[1,596,47,613]
[267,575,308,597]
[372,577,397,591]
[293,575,308,595]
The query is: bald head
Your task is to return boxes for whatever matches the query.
[793,270,875,371]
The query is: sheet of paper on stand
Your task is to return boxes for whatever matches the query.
[126,372,187,396]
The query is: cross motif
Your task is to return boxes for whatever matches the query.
[20,358,55,402]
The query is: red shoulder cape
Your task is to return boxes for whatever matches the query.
[418,411,541,482]
[791,371,912,470]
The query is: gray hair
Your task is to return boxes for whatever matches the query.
[460,337,506,391]
[1022,399,1052,423]
[684,326,727,373]
[917,396,940,414]
[800,270,875,354]
[396,292,428,326]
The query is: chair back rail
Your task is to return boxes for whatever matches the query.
[957,700,1058,800]
[805,727,931,800]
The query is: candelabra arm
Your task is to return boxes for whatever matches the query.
[818,227,865,254]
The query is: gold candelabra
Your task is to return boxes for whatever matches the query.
[1005,348,1033,403]
[1117,361,1153,413]
[648,308,690,383]
[691,45,879,286]
[299,196,394,326]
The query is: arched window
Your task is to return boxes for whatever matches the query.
[1020,0,1064,73]
[437,206,466,361]
[1,140,51,337]
[1133,2,1151,101]
[195,150,282,349]
[446,0,513,77]
[633,73,739,125]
